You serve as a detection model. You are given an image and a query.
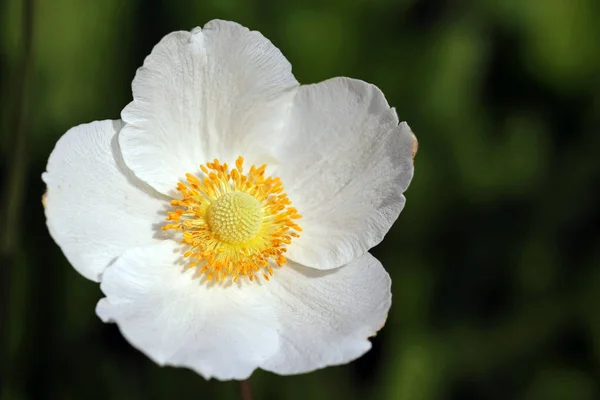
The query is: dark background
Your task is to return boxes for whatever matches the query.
[1,0,600,399]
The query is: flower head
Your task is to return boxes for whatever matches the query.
[43,20,416,380]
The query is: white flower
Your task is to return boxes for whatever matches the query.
[43,20,415,380]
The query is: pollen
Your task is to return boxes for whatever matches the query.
[162,156,302,283]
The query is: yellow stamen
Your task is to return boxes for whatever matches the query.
[163,156,302,282]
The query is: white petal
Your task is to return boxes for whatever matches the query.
[278,77,415,270]
[261,253,391,375]
[120,20,299,196]
[97,241,280,380]
[43,120,169,282]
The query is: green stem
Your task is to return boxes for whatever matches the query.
[0,0,35,382]
[1,0,34,251]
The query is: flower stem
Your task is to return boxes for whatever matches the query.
[0,0,35,384]
[238,379,253,400]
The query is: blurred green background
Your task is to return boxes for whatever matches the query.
[1,0,600,399]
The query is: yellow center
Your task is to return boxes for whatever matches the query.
[207,192,263,244]
[162,156,302,283]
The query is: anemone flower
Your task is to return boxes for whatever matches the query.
[43,19,416,380]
